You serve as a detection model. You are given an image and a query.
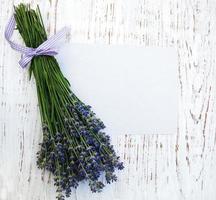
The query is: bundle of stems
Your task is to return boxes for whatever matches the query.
[14,4,123,200]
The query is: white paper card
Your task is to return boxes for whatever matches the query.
[56,44,178,135]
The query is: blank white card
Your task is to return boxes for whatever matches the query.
[56,44,178,135]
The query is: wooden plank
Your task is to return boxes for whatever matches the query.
[0,0,216,199]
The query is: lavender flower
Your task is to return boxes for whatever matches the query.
[37,100,124,199]
[13,4,124,200]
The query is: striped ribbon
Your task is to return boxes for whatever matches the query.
[5,15,70,68]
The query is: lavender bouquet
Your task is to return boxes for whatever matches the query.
[6,4,123,200]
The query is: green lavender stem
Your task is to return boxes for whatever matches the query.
[13,4,123,200]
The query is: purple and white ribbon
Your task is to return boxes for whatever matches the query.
[5,15,70,68]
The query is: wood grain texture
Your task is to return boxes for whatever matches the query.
[1,0,216,199]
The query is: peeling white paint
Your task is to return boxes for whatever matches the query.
[0,0,216,200]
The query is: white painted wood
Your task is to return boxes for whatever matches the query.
[0,0,216,200]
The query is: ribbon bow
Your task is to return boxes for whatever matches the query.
[5,15,70,68]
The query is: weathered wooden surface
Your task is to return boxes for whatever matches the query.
[0,0,216,199]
